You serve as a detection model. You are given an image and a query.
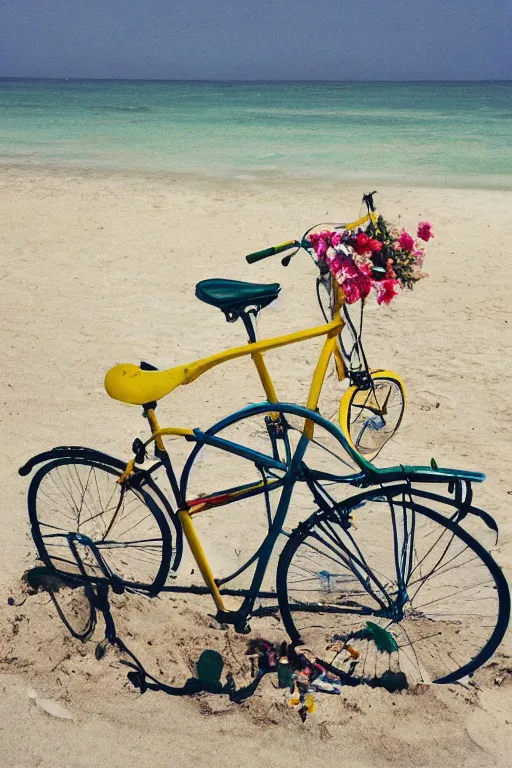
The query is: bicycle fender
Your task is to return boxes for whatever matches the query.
[410,484,499,539]
[18,446,127,476]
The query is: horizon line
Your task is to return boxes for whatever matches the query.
[1,76,511,84]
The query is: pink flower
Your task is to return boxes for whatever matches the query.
[398,231,415,251]
[343,280,361,304]
[417,222,434,242]
[353,232,383,255]
[331,254,373,304]
[326,247,340,264]
[376,278,399,305]
[310,230,341,261]
[353,252,373,268]
[359,270,373,300]
[316,239,327,259]
[353,232,370,254]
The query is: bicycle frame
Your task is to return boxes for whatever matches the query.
[113,311,357,484]
[105,311,351,408]
[127,401,370,628]
[110,311,360,625]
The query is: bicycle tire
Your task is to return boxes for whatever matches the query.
[28,452,174,593]
[339,370,406,461]
[277,486,510,685]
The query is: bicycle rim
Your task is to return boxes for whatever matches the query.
[340,372,405,461]
[277,487,509,685]
[28,456,172,592]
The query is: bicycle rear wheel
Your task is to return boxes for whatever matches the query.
[28,453,174,592]
[339,370,405,461]
[277,486,509,685]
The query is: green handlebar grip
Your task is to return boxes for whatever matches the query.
[246,240,299,264]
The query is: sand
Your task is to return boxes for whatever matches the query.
[1,166,511,767]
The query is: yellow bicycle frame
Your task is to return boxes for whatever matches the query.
[111,315,350,612]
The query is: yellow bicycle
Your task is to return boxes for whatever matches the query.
[101,209,405,462]
[211,207,406,461]
[101,209,405,463]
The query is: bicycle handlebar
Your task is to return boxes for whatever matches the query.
[246,240,300,264]
[245,202,378,267]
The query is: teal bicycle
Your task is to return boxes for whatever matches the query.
[21,403,510,688]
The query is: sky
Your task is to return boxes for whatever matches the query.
[1,0,511,81]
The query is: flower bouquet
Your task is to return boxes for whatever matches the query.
[309,217,433,305]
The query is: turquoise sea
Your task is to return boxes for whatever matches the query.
[1,79,511,188]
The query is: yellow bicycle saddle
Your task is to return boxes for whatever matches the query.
[104,361,201,405]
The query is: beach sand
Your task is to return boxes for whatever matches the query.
[1,167,511,767]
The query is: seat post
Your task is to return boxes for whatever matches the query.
[240,309,259,344]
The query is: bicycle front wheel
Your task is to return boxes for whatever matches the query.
[339,370,405,461]
[28,453,174,592]
[277,487,510,685]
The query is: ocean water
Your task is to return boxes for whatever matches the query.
[0,79,511,188]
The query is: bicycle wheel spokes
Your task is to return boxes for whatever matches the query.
[278,490,509,685]
[29,457,171,590]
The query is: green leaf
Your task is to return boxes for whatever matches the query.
[365,622,398,654]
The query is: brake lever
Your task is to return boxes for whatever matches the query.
[282,239,310,266]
